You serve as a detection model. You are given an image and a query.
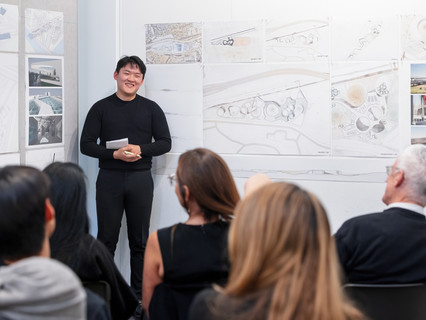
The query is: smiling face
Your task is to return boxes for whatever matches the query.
[114,63,144,101]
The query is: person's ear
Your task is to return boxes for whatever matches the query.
[113,71,118,80]
[182,185,190,203]
[45,198,56,237]
[394,169,404,187]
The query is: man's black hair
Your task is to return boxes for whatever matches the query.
[115,55,146,78]
[0,166,51,260]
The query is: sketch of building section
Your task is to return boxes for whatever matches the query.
[401,15,426,60]
[28,115,63,147]
[25,8,63,55]
[203,63,331,155]
[0,4,18,52]
[0,53,18,154]
[265,18,329,62]
[145,22,202,64]
[220,154,393,183]
[27,56,63,87]
[331,16,399,61]
[331,62,399,157]
[144,65,203,152]
[28,88,62,115]
[203,20,263,63]
[25,147,64,170]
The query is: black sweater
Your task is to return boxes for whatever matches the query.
[80,94,171,170]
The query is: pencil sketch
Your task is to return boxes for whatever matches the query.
[0,53,18,153]
[25,8,64,55]
[331,16,399,61]
[146,22,202,64]
[0,4,18,52]
[401,15,426,60]
[203,63,330,155]
[203,20,263,63]
[331,62,399,157]
[265,18,329,62]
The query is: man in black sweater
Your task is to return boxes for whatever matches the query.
[335,144,426,284]
[80,55,171,301]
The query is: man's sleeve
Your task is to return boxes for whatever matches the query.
[140,104,171,157]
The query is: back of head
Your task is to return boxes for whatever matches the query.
[0,166,50,261]
[226,182,362,320]
[396,144,426,205]
[43,162,89,258]
[176,148,240,221]
[115,55,146,77]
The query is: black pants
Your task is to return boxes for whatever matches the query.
[96,169,153,299]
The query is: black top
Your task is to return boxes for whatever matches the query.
[52,234,138,320]
[148,221,230,320]
[335,207,426,284]
[80,93,171,170]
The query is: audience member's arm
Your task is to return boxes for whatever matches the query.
[244,173,271,198]
[142,231,164,317]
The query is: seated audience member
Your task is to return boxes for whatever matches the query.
[189,182,364,320]
[142,148,240,319]
[0,166,86,319]
[243,173,271,198]
[335,144,426,284]
[43,162,138,320]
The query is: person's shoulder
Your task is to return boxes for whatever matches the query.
[135,94,164,109]
[335,211,384,237]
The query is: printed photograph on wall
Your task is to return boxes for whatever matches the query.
[411,126,426,144]
[28,56,63,87]
[410,63,426,94]
[0,3,19,52]
[26,55,64,147]
[25,8,64,55]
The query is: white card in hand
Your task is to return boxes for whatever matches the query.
[106,138,128,149]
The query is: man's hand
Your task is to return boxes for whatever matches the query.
[113,144,141,162]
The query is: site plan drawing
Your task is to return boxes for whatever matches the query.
[0,53,18,153]
[0,4,18,52]
[265,18,329,62]
[203,63,331,155]
[401,15,426,60]
[25,8,64,55]
[331,62,399,157]
[146,22,202,64]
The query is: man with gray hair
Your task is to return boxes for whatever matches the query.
[335,144,426,284]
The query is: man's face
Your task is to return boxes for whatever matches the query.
[382,161,398,205]
[114,63,144,101]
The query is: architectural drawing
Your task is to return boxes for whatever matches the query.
[203,63,331,155]
[145,22,202,64]
[25,8,64,55]
[144,65,203,152]
[331,62,399,157]
[0,53,18,153]
[27,56,63,87]
[28,88,63,115]
[401,15,426,60]
[0,4,18,52]
[265,18,329,62]
[331,16,399,61]
[203,20,264,63]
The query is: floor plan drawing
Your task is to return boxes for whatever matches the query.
[203,20,264,63]
[203,63,331,155]
[331,16,399,61]
[25,8,64,55]
[0,4,18,52]
[331,62,399,157]
[265,18,329,62]
[146,22,202,64]
[0,53,18,153]
[401,15,426,60]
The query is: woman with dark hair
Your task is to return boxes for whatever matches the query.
[43,162,138,320]
[142,148,240,319]
[189,182,365,320]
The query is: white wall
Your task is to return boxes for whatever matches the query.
[78,0,425,282]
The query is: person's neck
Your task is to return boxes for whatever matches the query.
[115,92,136,101]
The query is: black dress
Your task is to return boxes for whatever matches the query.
[149,221,230,320]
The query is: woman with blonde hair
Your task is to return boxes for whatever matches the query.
[189,182,364,320]
[142,148,240,320]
